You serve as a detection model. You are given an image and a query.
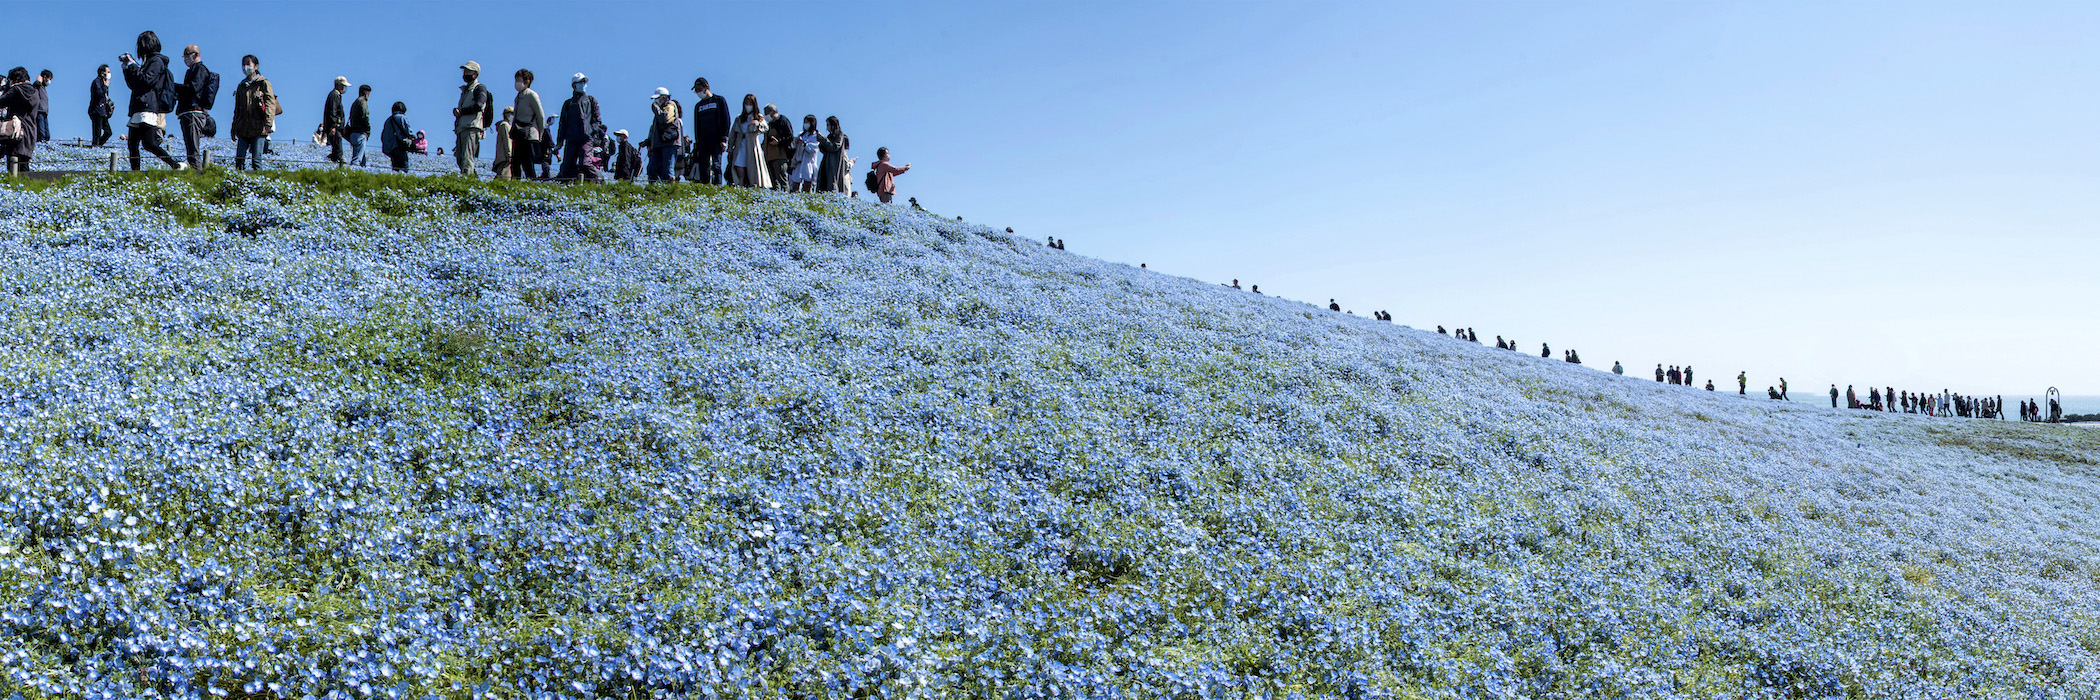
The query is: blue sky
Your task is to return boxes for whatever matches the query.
[11,1,2097,398]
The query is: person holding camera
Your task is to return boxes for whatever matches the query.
[119,31,184,170]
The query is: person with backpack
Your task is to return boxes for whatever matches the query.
[452,61,493,177]
[380,101,414,172]
[175,47,219,169]
[120,31,184,171]
[1612,361,1624,375]
[229,54,280,171]
[816,116,850,193]
[0,68,38,173]
[511,69,546,181]
[321,76,348,164]
[557,73,604,183]
[608,129,641,182]
[786,114,821,193]
[347,85,373,167]
[641,87,681,184]
[89,65,115,147]
[864,146,912,203]
[688,77,729,184]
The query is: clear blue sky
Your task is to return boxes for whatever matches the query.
[12,1,2097,398]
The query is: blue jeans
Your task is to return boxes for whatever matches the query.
[346,133,368,167]
[647,145,678,183]
[234,136,267,170]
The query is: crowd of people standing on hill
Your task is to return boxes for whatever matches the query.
[1826,385,2020,421]
[0,31,918,203]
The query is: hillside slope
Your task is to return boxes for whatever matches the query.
[0,171,2095,698]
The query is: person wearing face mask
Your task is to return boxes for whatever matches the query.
[89,65,116,147]
[557,73,603,183]
[31,70,52,145]
[452,61,492,177]
[120,31,185,170]
[642,87,682,184]
[510,69,546,180]
[229,54,280,171]
[688,77,729,184]
[816,116,850,194]
[786,114,821,193]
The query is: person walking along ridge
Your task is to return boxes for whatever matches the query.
[610,129,641,182]
[511,69,547,180]
[557,73,603,182]
[120,31,184,170]
[453,61,493,177]
[88,65,115,146]
[228,54,280,171]
[172,44,217,169]
[320,76,348,164]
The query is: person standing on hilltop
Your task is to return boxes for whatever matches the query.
[1613,361,1624,375]
[1684,366,1694,388]
[558,74,604,183]
[347,84,374,167]
[1540,343,1551,358]
[870,147,910,203]
[763,103,793,190]
[1779,377,1789,400]
[379,101,414,172]
[0,69,38,172]
[490,106,514,179]
[452,61,493,177]
[510,69,546,180]
[817,116,851,193]
[1668,366,1681,385]
[1830,385,1840,408]
[120,32,185,171]
[1737,371,1747,395]
[228,55,280,171]
[1655,364,1665,382]
[689,78,729,184]
[643,89,681,184]
[786,114,820,192]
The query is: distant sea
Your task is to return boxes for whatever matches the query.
[2003,395,2100,417]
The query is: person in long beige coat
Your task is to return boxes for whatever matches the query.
[490,106,513,180]
[729,94,769,188]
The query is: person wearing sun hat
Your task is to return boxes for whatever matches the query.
[610,128,641,182]
[452,60,493,177]
[557,72,602,182]
[643,86,682,184]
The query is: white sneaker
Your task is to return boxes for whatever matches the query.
[173,162,187,171]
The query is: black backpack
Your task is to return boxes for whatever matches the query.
[197,68,220,111]
[475,83,495,127]
[864,167,879,193]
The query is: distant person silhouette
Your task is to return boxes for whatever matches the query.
[1737,372,1747,395]
[1437,325,1447,335]
[1767,387,1780,399]
[1251,285,1260,294]
[1497,336,1508,350]
[1655,364,1665,382]
[1830,385,1839,408]
[1779,377,1789,400]
[1612,361,1623,375]
[1705,380,1714,391]
[1328,299,1341,312]
[1540,343,1551,358]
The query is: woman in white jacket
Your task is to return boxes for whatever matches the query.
[786,114,822,193]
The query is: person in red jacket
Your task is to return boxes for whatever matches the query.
[869,147,911,204]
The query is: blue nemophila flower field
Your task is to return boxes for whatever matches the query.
[0,162,2096,698]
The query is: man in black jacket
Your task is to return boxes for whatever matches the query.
[763,104,793,190]
[174,45,217,169]
[88,65,114,146]
[322,76,347,163]
[348,85,372,167]
[556,73,602,182]
[688,77,729,184]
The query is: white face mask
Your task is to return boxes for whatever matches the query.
[242,65,257,77]
[574,83,586,94]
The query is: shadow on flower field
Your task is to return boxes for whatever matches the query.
[0,168,2096,698]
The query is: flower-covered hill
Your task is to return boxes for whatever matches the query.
[0,171,2095,698]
